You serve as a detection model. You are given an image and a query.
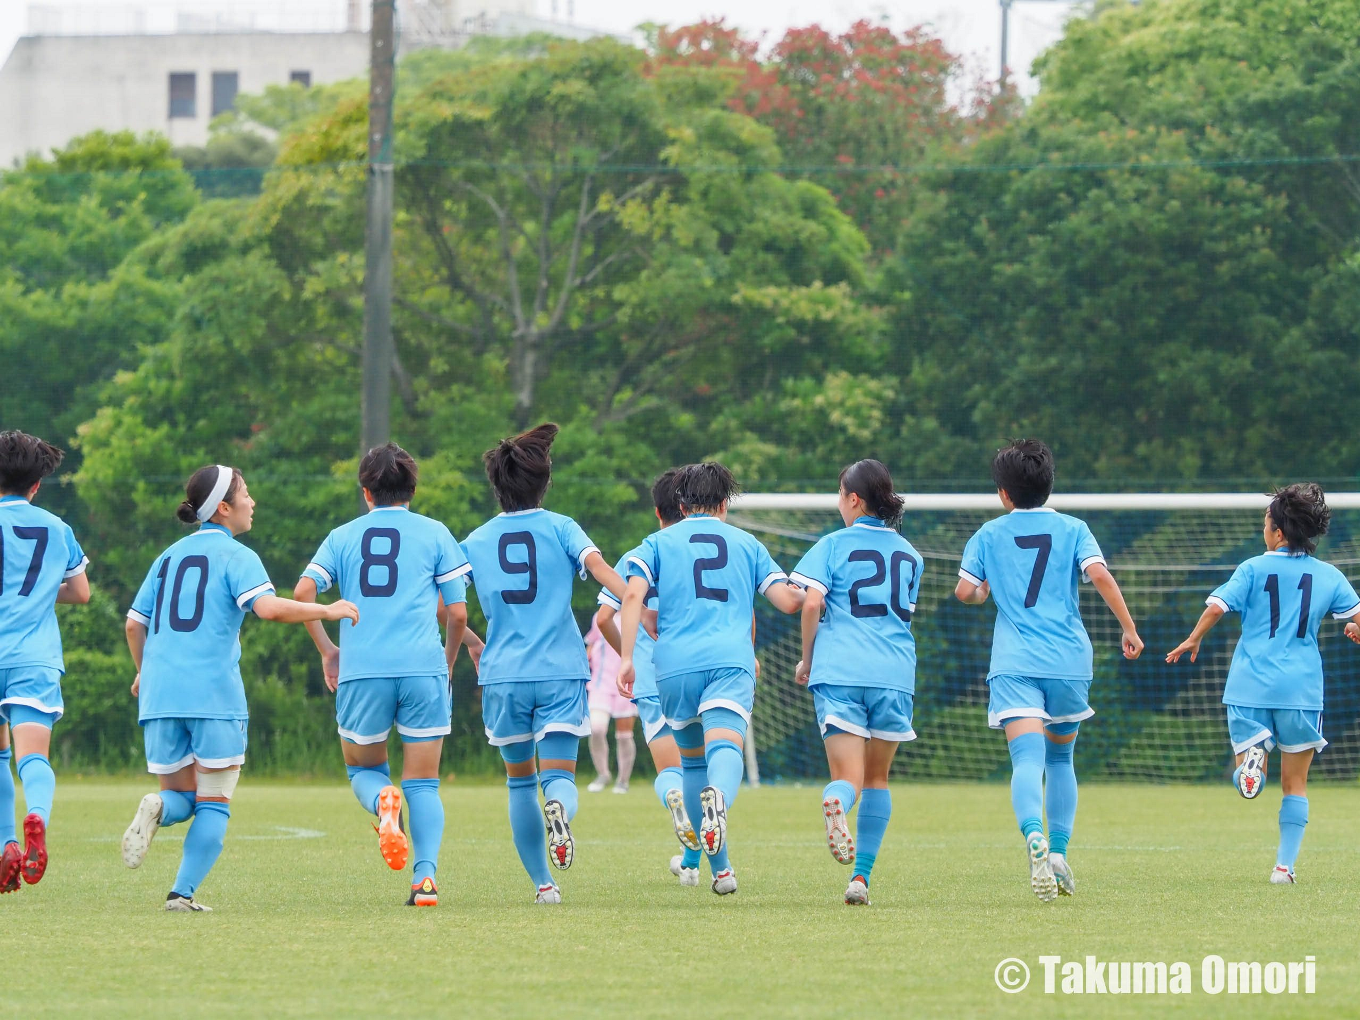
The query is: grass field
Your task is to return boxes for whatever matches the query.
[5,779,1358,1018]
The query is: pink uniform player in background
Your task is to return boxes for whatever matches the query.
[584,619,636,793]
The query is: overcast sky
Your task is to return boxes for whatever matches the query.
[0,0,1082,93]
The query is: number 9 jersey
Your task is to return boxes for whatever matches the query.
[128,522,276,722]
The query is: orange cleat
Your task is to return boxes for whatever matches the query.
[374,786,409,871]
[0,841,20,893]
[21,814,46,885]
[407,876,438,907]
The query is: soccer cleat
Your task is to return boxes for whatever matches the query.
[711,868,737,896]
[20,813,46,885]
[1237,746,1267,799]
[535,884,562,904]
[407,876,438,907]
[670,854,700,886]
[611,782,629,795]
[823,796,855,865]
[122,792,164,869]
[1270,866,1296,885]
[664,788,700,851]
[165,892,212,912]
[844,875,871,906]
[586,774,610,793]
[0,841,20,894]
[699,786,727,858]
[1027,833,1058,903]
[1050,852,1076,896]
[543,799,574,870]
[374,786,409,871]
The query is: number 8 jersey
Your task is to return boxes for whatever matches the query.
[128,522,276,721]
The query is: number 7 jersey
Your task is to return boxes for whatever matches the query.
[959,507,1106,681]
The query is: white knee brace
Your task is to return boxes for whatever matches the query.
[197,768,240,801]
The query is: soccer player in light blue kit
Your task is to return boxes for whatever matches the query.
[1167,483,1360,884]
[461,423,626,904]
[619,462,805,895]
[954,440,1142,903]
[295,443,470,907]
[791,460,921,906]
[121,465,359,911]
[0,431,90,893]
[595,467,703,885]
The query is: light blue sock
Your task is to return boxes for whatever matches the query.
[171,801,230,897]
[402,778,443,885]
[822,778,858,812]
[16,753,54,825]
[653,766,683,809]
[1231,764,1244,790]
[159,789,196,827]
[1007,733,1045,839]
[1043,737,1077,855]
[346,762,391,816]
[681,752,728,874]
[854,788,892,883]
[1277,795,1308,871]
[0,749,14,846]
[705,739,744,806]
[507,774,552,888]
[539,769,578,822]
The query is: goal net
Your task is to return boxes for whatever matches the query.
[736,493,1360,784]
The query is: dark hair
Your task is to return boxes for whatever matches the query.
[676,461,739,515]
[483,422,559,512]
[1267,483,1330,556]
[991,439,1055,509]
[839,459,905,529]
[651,467,686,525]
[176,465,244,524]
[0,431,64,495]
[360,442,418,505]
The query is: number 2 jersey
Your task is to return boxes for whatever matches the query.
[128,523,276,721]
[0,495,88,672]
[959,507,1106,681]
[460,509,600,685]
[301,505,471,683]
[791,516,923,694]
[1208,549,1360,711]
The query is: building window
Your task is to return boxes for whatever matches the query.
[290,70,312,88]
[211,71,239,117]
[168,72,196,118]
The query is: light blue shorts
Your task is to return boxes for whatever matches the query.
[634,695,672,745]
[987,674,1093,730]
[657,667,755,733]
[336,675,451,745]
[481,679,590,747]
[143,717,248,774]
[811,684,916,742]
[0,665,64,724]
[1226,705,1326,755]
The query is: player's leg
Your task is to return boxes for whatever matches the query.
[1043,722,1079,896]
[643,703,701,876]
[696,666,754,860]
[10,706,59,886]
[613,715,636,794]
[1226,705,1273,799]
[394,674,453,904]
[484,683,557,898]
[0,722,16,893]
[336,676,401,832]
[534,680,589,874]
[586,707,612,792]
[125,719,197,869]
[166,718,248,911]
[847,736,899,906]
[812,684,869,866]
[1270,710,1325,883]
[991,675,1054,901]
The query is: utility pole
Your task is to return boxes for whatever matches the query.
[361,0,396,456]
[999,0,1080,83]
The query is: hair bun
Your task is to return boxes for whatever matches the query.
[175,499,199,524]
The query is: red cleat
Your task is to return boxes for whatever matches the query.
[0,841,21,893]
[21,814,47,885]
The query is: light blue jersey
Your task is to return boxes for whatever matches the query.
[599,548,659,699]
[626,514,787,681]
[461,509,599,685]
[301,505,470,683]
[791,516,923,694]
[959,507,1106,681]
[1208,549,1360,711]
[0,495,88,671]
[128,523,275,721]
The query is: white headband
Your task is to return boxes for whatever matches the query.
[197,465,234,523]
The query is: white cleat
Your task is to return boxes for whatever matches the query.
[535,884,562,904]
[543,799,574,870]
[711,868,737,895]
[586,774,610,793]
[670,854,700,886]
[165,893,211,912]
[665,788,700,851]
[122,793,164,869]
[699,786,727,857]
[823,796,855,865]
[844,875,870,906]
[1050,852,1076,896]
[611,782,629,795]
[1028,834,1058,903]
[1237,746,1267,799]
[1270,866,1296,885]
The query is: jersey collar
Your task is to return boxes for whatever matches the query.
[196,522,232,537]
[852,516,889,529]
[684,513,715,520]
[498,508,544,517]
[1009,507,1056,514]
[1265,548,1295,557]
[0,495,27,507]
[370,504,408,512]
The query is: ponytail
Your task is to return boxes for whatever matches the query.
[838,459,905,529]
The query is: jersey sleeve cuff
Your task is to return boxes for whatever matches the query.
[1079,555,1106,582]
[757,570,788,595]
[1205,595,1232,613]
[788,571,828,595]
[303,563,333,592]
[597,590,622,610]
[126,607,151,626]
[435,562,472,585]
[626,555,654,586]
[1332,601,1360,620]
[958,567,984,587]
[576,546,600,580]
[237,582,275,610]
[64,556,89,579]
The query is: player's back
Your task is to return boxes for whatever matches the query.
[462,508,598,684]
[960,508,1105,681]
[0,496,87,671]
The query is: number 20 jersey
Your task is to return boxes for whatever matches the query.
[302,505,470,683]
[959,508,1106,682]
[460,509,599,685]
[627,514,787,682]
